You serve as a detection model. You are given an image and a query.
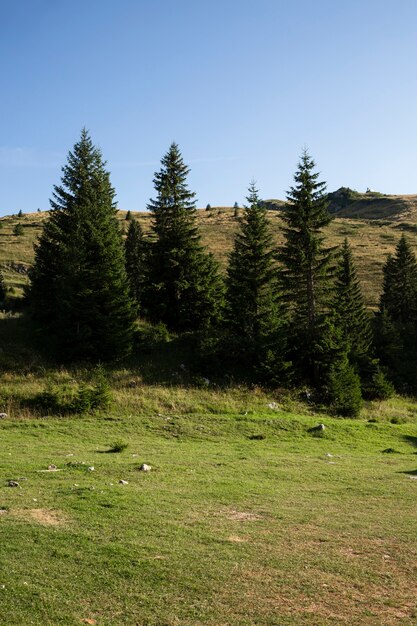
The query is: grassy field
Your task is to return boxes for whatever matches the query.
[1,206,417,308]
[0,204,416,624]
[1,385,417,625]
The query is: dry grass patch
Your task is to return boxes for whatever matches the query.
[12,508,68,526]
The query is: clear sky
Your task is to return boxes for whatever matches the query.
[1,0,417,215]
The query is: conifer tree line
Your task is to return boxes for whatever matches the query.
[28,130,417,414]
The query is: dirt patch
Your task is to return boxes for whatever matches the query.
[226,509,263,522]
[13,508,67,526]
[228,535,247,543]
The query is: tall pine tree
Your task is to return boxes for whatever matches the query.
[226,182,282,373]
[29,129,134,361]
[376,235,417,390]
[277,150,339,385]
[145,143,224,331]
[334,238,372,359]
[125,219,147,313]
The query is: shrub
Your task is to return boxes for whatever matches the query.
[13,223,24,236]
[32,366,112,415]
[107,440,128,453]
[327,357,363,417]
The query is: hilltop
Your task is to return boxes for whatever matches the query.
[263,188,417,221]
[1,197,417,309]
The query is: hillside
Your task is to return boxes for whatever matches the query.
[265,188,417,221]
[1,203,417,309]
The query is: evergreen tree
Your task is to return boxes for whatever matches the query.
[225,182,286,380]
[125,219,147,313]
[226,183,277,340]
[277,150,338,385]
[146,143,224,331]
[13,223,24,236]
[29,129,135,361]
[376,235,417,390]
[334,238,372,359]
[380,235,417,325]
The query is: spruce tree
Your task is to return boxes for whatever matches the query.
[277,150,338,385]
[125,219,147,313]
[334,238,372,359]
[380,235,417,325]
[376,235,417,389]
[29,129,135,361]
[334,238,392,399]
[146,143,224,331]
[226,183,278,341]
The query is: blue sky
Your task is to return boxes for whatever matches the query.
[1,0,417,215]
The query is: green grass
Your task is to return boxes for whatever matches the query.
[0,395,416,625]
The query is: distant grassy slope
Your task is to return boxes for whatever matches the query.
[1,204,417,308]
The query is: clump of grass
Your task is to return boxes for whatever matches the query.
[107,440,129,453]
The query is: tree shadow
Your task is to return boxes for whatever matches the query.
[397,469,417,476]
[402,435,417,448]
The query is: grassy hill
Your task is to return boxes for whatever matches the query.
[2,202,417,309]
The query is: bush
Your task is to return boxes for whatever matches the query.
[31,366,112,415]
[13,223,24,236]
[107,440,128,453]
[359,356,395,400]
[326,357,362,417]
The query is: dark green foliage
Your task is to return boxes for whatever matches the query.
[107,440,129,453]
[326,356,363,417]
[146,143,224,331]
[125,219,147,313]
[277,150,338,385]
[125,210,132,221]
[31,366,112,414]
[376,235,417,390]
[334,238,372,358]
[0,270,6,302]
[226,182,285,380]
[29,129,135,361]
[358,355,395,400]
[205,203,211,211]
[380,235,417,325]
[17,209,23,218]
[13,223,24,236]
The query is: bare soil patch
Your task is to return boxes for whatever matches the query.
[12,508,67,526]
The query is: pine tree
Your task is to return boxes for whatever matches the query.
[29,129,135,361]
[225,182,285,379]
[334,238,372,359]
[277,150,338,385]
[380,235,417,325]
[146,143,224,331]
[226,183,278,340]
[125,219,147,313]
[376,235,417,389]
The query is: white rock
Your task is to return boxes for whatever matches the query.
[47,464,57,470]
[267,402,279,410]
[139,463,151,472]
[119,479,128,485]
[87,466,95,472]
[0,413,7,419]
[8,480,19,487]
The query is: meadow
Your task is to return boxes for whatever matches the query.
[0,205,416,624]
